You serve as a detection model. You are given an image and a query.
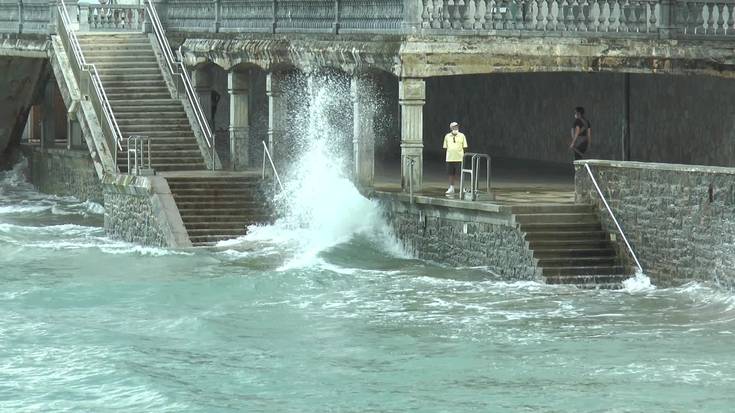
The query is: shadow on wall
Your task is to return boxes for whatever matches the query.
[422,72,735,168]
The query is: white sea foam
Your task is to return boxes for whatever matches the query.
[222,73,406,269]
[622,270,656,293]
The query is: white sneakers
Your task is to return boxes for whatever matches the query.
[445,185,455,195]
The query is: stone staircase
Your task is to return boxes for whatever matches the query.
[77,33,206,172]
[513,204,632,289]
[165,174,271,247]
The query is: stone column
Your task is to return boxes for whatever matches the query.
[266,71,286,163]
[399,78,425,192]
[192,67,214,129]
[351,75,376,189]
[41,79,56,149]
[228,70,250,170]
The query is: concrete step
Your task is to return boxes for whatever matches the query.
[520,222,602,233]
[515,213,599,224]
[117,119,190,127]
[91,61,160,70]
[178,207,258,216]
[177,214,267,223]
[120,124,193,132]
[524,231,608,241]
[186,228,248,236]
[119,164,206,172]
[108,92,173,100]
[533,248,616,259]
[538,256,618,268]
[78,43,153,51]
[176,200,264,209]
[99,73,165,82]
[189,234,245,246]
[111,99,180,106]
[541,266,626,276]
[103,80,169,88]
[117,156,204,164]
[543,274,630,285]
[183,222,250,230]
[106,86,170,94]
[98,67,162,75]
[529,239,615,249]
[119,144,201,152]
[510,204,595,214]
[167,189,260,197]
[115,111,187,119]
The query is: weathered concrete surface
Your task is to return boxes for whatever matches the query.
[103,174,192,248]
[0,33,48,58]
[400,36,735,78]
[421,72,735,166]
[376,191,540,280]
[576,159,735,291]
[179,34,402,75]
[0,53,47,170]
[23,145,103,203]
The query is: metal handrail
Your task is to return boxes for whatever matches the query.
[144,0,216,170]
[261,141,284,192]
[459,152,491,201]
[127,135,153,175]
[405,156,416,204]
[584,163,643,273]
[57,0,124,166]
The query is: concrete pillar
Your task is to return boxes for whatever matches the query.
[399,78,425,192]
[68,119,83,150]
[228,70,249,170]
[192,67,214,129]
[351,75,376,189]
[41,80,56,148]
[266,71,286,163]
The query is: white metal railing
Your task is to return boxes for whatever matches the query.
[143,0,216,170]
[459,152,492,201]
[261,141,284,192]
[57,0,124,168]
[127,135,154,176]
[404,156,416,204]
[584,163,643,273]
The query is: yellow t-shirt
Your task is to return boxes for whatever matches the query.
[443,132,468,162]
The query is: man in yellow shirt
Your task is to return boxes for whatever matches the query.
[443,121,468,195]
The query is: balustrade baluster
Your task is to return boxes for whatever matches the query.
[598,0,608,31]
[529,0,540,29]
[442,0,452,28]
[463,0,476,29]
[649,0,657,32]
[515,0,526,29]
[564,0,575,29]
[476,0,487,28]
[717,4,726,34]
[576,0,586,30]
[730,4,735,34]
[691,3,704,34]
[484,0,494,28]
[541,0,550,30]
[637,1,647,32]
[619,0,630,31]
[433,0,444,28]
[422,0,432,28]
[711,4,721,34]
[503,0,514,28]
[493,0,504,29]
[608,0,618,31]
[555,0,565,29]
[452,0,463,28]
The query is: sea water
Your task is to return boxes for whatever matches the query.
[2,75,735,412]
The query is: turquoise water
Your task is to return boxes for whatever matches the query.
[3,163,735,412]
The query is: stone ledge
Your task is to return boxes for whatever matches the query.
[372,190,509,215]
[578,159,735,176]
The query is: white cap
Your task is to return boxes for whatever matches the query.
[449,122,458,128]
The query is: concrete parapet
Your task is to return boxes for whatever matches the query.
[576,159,735,290]
[374,191,540,280]
[24,145,103,203]
[102,173,192,248]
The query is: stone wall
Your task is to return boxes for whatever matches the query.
[102,174,192,248]
[421,72,735,167]
[25,146,103,203]
[575,160,735,290]
[378,193,539,280]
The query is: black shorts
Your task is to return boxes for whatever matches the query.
[447,162,462,175]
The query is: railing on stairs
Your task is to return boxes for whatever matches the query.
[261,141,284,192]
[144,0,217,171]
[56,0,124,171]
[127,135,154,176]
[584,163,643,274]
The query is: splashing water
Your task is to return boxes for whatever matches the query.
[225,73,404,268]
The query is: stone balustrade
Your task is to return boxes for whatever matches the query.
[2,0,734,38]
[79,3,147,31]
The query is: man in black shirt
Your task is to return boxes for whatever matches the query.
[570,106,591,161]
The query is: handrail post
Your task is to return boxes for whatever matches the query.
[584,163,643,273]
